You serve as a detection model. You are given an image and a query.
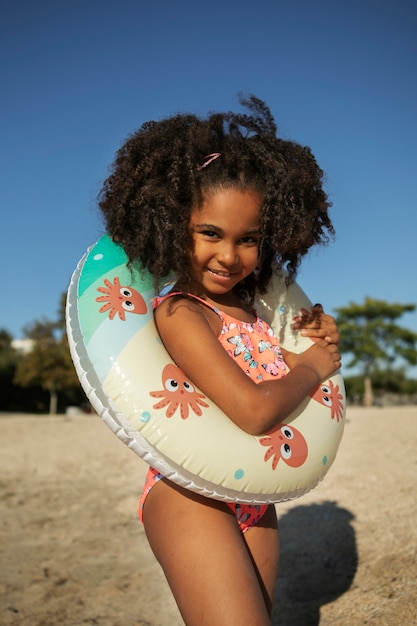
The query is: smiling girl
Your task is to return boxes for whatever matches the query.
[99,95,341,625]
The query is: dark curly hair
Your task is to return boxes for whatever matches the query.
[99,95,334,300]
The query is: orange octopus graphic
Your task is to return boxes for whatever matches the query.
[310,379,344,421]
[96,277,147,320]
[259,424,308,469]
[150,363,209,419]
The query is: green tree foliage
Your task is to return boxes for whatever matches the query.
[335,298,417,406]
[0,329,17,371]
[344,369,417,403]
[13,297,84,414]
[0,329,22,409]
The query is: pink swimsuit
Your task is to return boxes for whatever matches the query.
[138,292,287,533]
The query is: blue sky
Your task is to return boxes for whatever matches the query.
[1,0,417,364]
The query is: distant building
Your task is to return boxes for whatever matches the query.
[12,339,34,354]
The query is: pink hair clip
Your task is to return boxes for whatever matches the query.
[197,152,221,170]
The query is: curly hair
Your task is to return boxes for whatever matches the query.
[99,95,334,300]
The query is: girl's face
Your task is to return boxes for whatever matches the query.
[189,188,262,301]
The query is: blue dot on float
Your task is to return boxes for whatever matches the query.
[234,469,244,480]
[140,411,151,423]
[322,455,328,466]
[93,253,104,261]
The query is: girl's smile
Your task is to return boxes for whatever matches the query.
[189,188,262,302]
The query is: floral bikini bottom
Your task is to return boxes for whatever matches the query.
[138,467,269,533]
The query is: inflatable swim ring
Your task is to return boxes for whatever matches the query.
[66,236,345,504]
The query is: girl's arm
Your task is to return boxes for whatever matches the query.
[154,299,341,436]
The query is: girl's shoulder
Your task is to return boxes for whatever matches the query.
[153,291,217,311]
[153,291,223,336]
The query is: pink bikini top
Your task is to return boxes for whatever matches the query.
[153,292,287,383]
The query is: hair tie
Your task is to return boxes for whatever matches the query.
[197,153,221,170]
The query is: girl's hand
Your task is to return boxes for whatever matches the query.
[281,340,341,383]
[292,303,340,344]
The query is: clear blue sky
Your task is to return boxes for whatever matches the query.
[1,0,417,356]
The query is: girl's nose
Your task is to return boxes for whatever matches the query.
[218,243,239,266]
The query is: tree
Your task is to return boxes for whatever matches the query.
[14,296,83,414]
[0,329,17,370]
[0,329,21,410]
[335,298,417,406]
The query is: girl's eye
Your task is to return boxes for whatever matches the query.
[240,236,259,245]
[202,230,219,238]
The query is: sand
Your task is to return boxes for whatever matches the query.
[1,406,416,626]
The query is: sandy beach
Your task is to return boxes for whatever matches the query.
[1,406,416,625]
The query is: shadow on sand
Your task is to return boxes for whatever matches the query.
[272,501,358,625]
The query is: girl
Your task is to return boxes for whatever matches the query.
[99,95,341,625]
